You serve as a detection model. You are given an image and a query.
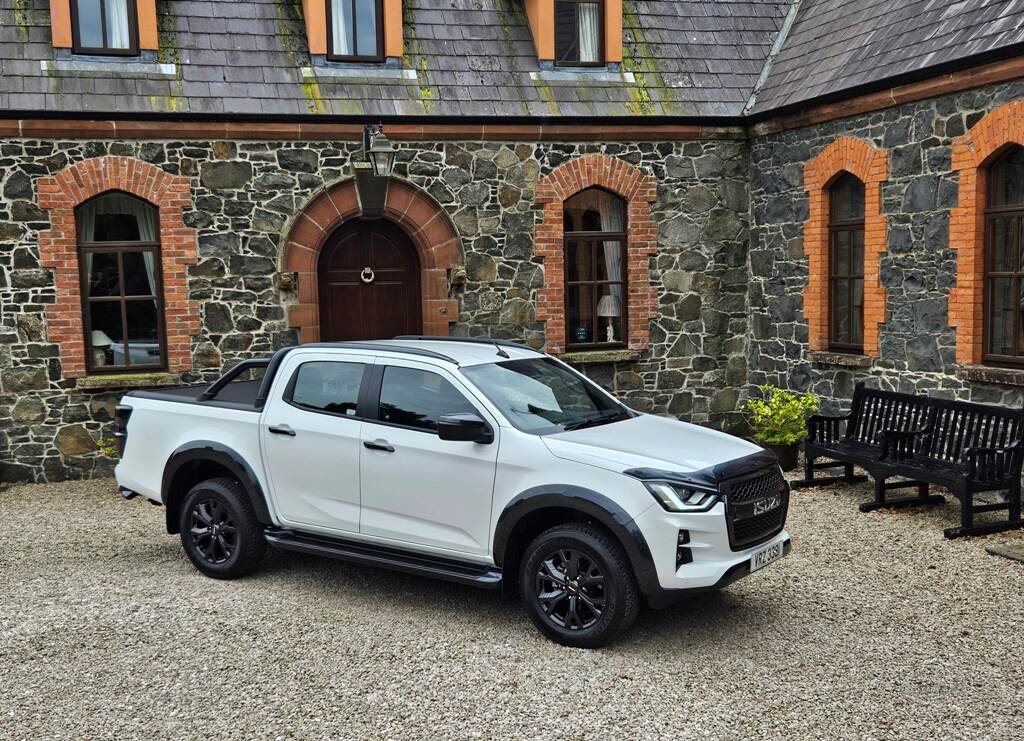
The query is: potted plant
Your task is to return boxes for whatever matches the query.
[742,385,819,471]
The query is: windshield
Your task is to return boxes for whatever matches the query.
[461,357,631,434]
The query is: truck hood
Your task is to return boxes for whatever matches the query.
[541,413,767,481]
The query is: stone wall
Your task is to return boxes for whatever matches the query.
[0,135,751,483]
[748,79,1024,413]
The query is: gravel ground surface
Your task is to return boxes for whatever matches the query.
[1,476,1022,740]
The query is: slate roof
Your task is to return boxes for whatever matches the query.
[1,0,1024,120]
[749,0,1024,115]
[0,0,790,118]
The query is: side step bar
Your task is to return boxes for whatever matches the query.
[264,527,502,589]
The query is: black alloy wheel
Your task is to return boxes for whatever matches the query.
[535,548,606,630]
[520,523,639,648]
[188,498,238,565]
[178,477,266,579]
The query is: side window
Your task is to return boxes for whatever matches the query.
[378,366,477,432]
[289,361,366,416]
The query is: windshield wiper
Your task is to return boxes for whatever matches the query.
[561,410,627,432]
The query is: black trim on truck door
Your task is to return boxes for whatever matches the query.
[493,485,660,597]
[161,441,272,534]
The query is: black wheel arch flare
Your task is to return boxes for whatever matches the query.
[492,485,661,596]
[161,440,273,534]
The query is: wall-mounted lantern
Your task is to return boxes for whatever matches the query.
[354,123,397,218]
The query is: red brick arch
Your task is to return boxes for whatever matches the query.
[534,154,658,354]
[36,156,199,379]
[949,100,1024,365]
[803,137,889,357]
[281,179,461,342]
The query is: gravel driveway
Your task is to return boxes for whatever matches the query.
[1,476,1022,740]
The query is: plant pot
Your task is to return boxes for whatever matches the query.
[764,442,800,472]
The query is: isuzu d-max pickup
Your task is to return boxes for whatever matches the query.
[115,337,790,647]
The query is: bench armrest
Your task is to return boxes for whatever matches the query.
[807,413,851,446]
[879,427,930,462]
[965,440,1024,483]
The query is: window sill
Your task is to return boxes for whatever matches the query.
[559,349,640,365]
[806,351,874,369]
[302,63,416,82]
[76,372,182,391]
[956,365,1024,387]
[41,59,177,80]
[530,69,634,85]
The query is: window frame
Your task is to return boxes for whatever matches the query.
[563,189,628,351]
[983,148,1024,367]
[70,0,140,57]
[827,175,865,355]
[77,194,167,375]
[325,0,385,63]
[553,0,605,68]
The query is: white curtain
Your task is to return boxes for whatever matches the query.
[599,191,624,301]
[331,0,353,56]
[79,193,157,242]
[105,0,131,49]
[578,2,600,63]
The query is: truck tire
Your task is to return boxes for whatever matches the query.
[520,522,639,648]
[179,477,266,579]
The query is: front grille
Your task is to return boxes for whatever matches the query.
[726,465,787,503]
[722,466,789,550]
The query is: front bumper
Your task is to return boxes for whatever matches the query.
[633,502,791,608]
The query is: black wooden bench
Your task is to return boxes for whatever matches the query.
[794,383,1024,539]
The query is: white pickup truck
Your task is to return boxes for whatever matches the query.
[115,337,790,647]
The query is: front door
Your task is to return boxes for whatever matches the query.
[318,219,422,341]
[359,359,500,556]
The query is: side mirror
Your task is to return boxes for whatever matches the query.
[437,412,494,444]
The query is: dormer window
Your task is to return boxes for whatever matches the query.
[71,0,139,56]
[555,0,603,66]
[327,0,383,62]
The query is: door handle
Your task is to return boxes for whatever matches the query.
[268,425,296,437]
[363,439,395,452]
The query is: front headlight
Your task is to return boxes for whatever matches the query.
[644,481,720,512]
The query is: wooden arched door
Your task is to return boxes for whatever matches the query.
[318,219,422,342]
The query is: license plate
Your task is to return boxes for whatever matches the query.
[750,541,784,572]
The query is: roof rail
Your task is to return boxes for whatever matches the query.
[393,335,535,351]
[306,341,459,365]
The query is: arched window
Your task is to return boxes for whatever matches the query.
[71,0,139,56]
[564,188,626,348]
[77,192,165,373]
[555,0,604,66]
[984,146,1024,364]
[828,173,865,353]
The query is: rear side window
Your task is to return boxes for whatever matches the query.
[289,361,366,416]
[377,366,477,432]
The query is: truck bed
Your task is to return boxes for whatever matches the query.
[127,379,262,411]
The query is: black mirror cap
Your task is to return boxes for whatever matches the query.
[437,412,494,444]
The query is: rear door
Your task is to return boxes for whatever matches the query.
[261,351,373,533]
[359,359,500,556]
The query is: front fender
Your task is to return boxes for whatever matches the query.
[493,485,660,596]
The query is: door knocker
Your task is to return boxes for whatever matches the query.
[360,266,375,284]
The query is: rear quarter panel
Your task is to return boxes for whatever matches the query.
[114,396,266,507]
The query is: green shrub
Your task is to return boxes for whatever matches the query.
[743,385,819,446]
[97,437,119,459]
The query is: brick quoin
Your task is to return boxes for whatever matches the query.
[36,156,200,379]
[803,137,889,357]
[281,178,461,342]
[949,100,1024,365]
[534,154,658,354]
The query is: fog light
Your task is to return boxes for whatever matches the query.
[676,529,692,568]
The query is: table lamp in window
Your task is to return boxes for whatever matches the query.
[597,294,622,344]
[91,330,114,367]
